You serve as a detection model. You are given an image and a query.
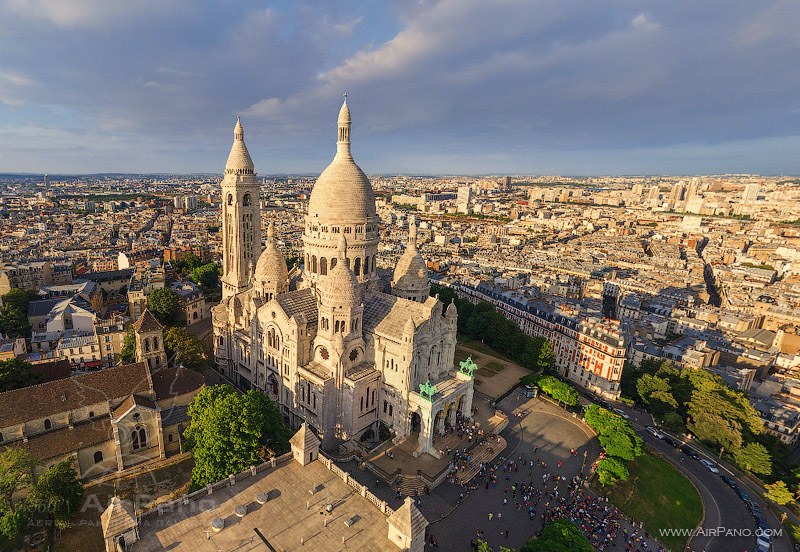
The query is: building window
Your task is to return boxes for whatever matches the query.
[132,426,147,450]
[354,257,361,276]
[320,257,327,275]
[44,419,52,431]
[168,434,174,443]
[94,450,103,463]
[243,193,252,206]
[0,432,3,443]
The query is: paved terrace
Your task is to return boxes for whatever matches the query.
[366,398,507,487]
[132,458,397,552]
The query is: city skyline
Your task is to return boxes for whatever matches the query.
[0,1,799,175]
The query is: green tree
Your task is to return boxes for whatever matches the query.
[1,289,38,313]
[534,375,579,406]
[0,304,29,338]
[147,288,180,326]
[732,442,772,476]
[191,263,220,292]
[636,373,677,415]
[0,448,38,541]
[26,461,83,529]
[536,340,555,372]
[521,519,593,552]
[584,405,643,462]
[0,358,42,392]
[597,456,630,485]
[164,327,206,371]
[763,480,794,506]
[183,385,291,489]
[120,328,136,363]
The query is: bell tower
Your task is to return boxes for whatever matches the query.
[221,117,261,301]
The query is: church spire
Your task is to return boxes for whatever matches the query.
[336,93,351,159]
[225,116,254,176]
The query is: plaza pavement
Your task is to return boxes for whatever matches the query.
[345,392,665,552]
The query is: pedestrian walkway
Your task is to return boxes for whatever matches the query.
[454,435,507,484]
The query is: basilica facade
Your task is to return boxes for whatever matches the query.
[212,100,474,457]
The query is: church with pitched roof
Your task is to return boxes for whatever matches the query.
[212,99,475,457]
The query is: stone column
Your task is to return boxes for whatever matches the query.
[417,413,433,455]
[447,405,456,427]
[435,411,445,435]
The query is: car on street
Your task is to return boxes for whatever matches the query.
[699,459,720,473]
[749,501,763,518]
[756,531,772,552]
[735,487,752,502]
[679,444,700,459]
[663,436,680,448]
[646,426,664,439]
[613,408,629,419]
[721,475,738,489]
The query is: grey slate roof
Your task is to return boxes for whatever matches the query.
[275,288,318,324]
[362,291,426,340]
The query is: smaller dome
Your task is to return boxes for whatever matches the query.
[392,220,427,292]
[320,235,360,307]
[446,300,458,318]
[254,222,289,291]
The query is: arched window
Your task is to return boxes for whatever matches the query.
[0,431,3,443]
[94,450,103,463]
[354,257,361,276]
[311,256,317,273]
[243,193,251,206]
[44,419,52,431]
[330,258,337,270]
[320,257,327,275]
[366,387,370,407]
[132,426,147,450]
[360,397,364,411]
[227,194,233,205]
[144,338,150,353]
[364,256,370,274]
[152,337,158,350]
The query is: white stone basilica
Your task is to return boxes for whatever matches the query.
[212,99,474,457]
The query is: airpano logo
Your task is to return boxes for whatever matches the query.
[659,526,782,538]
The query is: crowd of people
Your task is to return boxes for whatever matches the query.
[446,449,664,552]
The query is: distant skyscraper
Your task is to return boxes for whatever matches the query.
[742,183,759,203]
[686,178,700,202]
[647,185,659,200]
[44,173,49,190]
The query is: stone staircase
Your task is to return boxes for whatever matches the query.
[396,474,428,496]
[453,435,507,484]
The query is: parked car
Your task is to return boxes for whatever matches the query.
[663,436,680,448]
[749,501,763,518]
[754,514,770,532]
[720,475,738,489]
[756,531,772,552]
[735,487,751,502]
[646,426,664,439]
[699,459,720,473]
[613,408,630,419]
[680,444,700,459]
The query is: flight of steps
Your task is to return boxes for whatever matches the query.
[454,435,507,484]
[396,474,427,496]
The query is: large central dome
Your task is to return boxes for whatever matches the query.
[307,98,376,224]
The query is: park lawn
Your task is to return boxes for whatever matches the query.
[457,339,514,363]
[592,449,702,552]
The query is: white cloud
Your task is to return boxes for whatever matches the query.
[0,0,185,28]
[631,13,658,31]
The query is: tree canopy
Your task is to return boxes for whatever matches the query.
[120,328,136,363]
[164,326,206,371]
[763,480,794,506]
[584,404,643,483]
[0,358,42,393]
[0,289,37,338]
[147,288,181,326]
[529,374,578,406]
[190,263,220,293]
[0,449,83,543]
[621,358,789,480]
[521,519,593,552]
[431,285,549,371]
[184,385,291,489]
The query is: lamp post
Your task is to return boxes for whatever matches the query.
[581,450,588,476]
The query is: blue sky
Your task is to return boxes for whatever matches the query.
[0,0,798,175]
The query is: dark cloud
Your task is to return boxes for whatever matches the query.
[0,0,798,174]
